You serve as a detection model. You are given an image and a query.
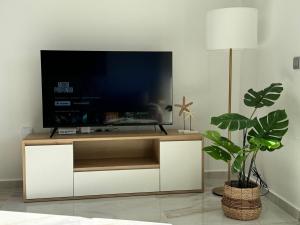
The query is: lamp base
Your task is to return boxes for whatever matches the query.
[212,186,224,197]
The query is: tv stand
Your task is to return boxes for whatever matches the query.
[22,130,203,202]
[50,128,57,138]
[158,125,168,135]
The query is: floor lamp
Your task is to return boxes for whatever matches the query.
[206,7,258,196]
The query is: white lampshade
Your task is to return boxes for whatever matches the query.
[206,7,258,50]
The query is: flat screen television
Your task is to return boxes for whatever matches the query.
[41,50,173,128]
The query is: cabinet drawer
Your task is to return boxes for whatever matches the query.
[25,144,73,199]
[160,140,203,191]
[74,169,159,196]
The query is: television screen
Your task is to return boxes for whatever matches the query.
[41,50,173,128]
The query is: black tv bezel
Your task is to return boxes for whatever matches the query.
[40,50,173,128]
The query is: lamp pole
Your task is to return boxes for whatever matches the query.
[227,48,232,182]
[212,48,233,196]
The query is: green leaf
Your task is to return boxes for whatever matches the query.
[202,130,241,154]
[244,83,283,108]
[211,113,254,131]
[231,151,248,173]
[202,130,221,142]
[248,110,288,150]
[203,145,231,162]
[249,137,281,150]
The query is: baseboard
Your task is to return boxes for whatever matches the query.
[204,171,238,180]
[263,187,300,220]
[246,175,300,220]
[204,170,227,179]
[0,179,22,188]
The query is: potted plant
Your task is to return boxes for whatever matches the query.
[203,83,289,221]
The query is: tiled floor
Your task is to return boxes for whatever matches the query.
[0,177,298,225]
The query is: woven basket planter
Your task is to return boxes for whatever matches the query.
[222,181,262,221]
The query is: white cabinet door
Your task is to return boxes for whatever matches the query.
[74,169,159,196]
[160,140,202,191]
[25,145,73,199]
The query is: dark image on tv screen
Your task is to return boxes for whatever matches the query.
[41,50,173,128]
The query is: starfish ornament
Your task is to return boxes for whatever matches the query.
[175,96,193,116]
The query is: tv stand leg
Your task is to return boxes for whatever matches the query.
[50,128,57,138]
[159,125,168,135]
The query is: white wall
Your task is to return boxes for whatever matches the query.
[0,0,243,180]
[242,0,300,209]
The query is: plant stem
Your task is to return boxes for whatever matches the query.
[243,108,257,147]
[241,108,257,188]
[242,130,247,187]
[246,151,258,186]
[238,171,243,187]
[250,108,257,120]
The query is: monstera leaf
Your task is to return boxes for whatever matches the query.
[211,113,254,131]
[202,130,241,154]
[203,145,231,162]
[249,137,282,151]
[248,110,288,150]
[244,83,283,108]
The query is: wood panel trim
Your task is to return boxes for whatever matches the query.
[74,158,160,172]
[202,139,205,192]
[22,130,202,146]
[22,142,26,201]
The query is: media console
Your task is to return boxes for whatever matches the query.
[22,130,203,202]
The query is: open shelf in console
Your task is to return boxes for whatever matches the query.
[73,138,159,172]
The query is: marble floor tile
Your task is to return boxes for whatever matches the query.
[0,178,298,225]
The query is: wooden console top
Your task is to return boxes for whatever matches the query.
[23,130,203,145]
